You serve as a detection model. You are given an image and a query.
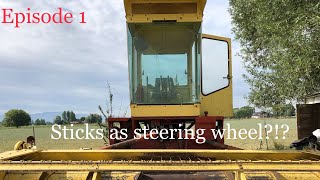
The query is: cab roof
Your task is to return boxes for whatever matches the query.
[124,0,207,23]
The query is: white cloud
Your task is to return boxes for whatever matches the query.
[203,1,232,37]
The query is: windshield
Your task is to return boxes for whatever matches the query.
[128,22,201,104]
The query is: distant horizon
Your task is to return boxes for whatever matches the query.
[0,111,93,122]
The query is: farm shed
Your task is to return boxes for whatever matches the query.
[297,93,320,139]
[252,111,272,118]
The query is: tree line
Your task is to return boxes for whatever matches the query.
[0,109,103,127]
[232,104,295,119]
[53,111,102,125]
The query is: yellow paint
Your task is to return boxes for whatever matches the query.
[1,149,320,162]
[200,34,233,117]
[0,173,5,180]
[44,172,90,180]
[1,149,320,179]
[131,104,200,117]
[124,0,206,23]
[0,149,40,161]
[13,141,24,150]
[2,173,42,180]
[2,170,320,180]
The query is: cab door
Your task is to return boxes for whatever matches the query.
[200,34,232,117]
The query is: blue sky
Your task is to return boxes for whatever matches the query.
[0,0,249,115]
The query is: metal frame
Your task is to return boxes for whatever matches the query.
[1,150,320,179]
[201,34,231,96]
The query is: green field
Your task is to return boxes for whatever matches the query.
[0,118,297,153]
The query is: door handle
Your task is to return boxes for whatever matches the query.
[223,75,232,79]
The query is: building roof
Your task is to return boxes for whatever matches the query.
[306,93,320,104]
[253,111,271,116]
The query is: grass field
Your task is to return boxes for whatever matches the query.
[224,118,297,150]
[0,118,297,153]
[0,124,106,153]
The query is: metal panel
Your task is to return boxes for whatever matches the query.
[200,34,233,117]
[124,0,206,23]
[132,3,197,14]
[297,104,320,139]
[130,104,200,117]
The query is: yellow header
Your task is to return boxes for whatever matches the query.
[124,0,207,23]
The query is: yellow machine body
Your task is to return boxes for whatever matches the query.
[1,149,320,180]
[125,0,233,117]
[131,103,201,117]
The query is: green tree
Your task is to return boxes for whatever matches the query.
[272,104,295,117]
[85,114,102,124]
[285,104,296,116]
[40,119,46,125]
[79,117,86,122]
[61,111,76,124]
[3,109,31,127]
[54,116,63,125]
[34,119,41,125]
[234,106,255,119]
[229,0,320,108]
[35,118,46,125]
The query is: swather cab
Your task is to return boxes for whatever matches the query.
[108,0,233,149]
